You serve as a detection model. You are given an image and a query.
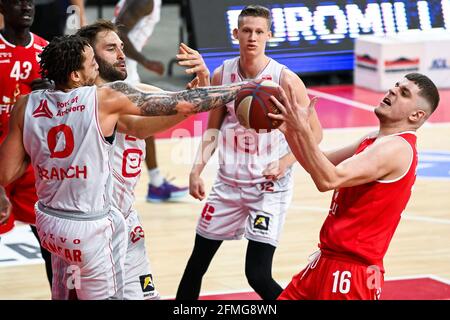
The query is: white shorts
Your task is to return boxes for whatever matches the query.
[123,209,159,300]
[196,176,293,247]
[35,203,127,300]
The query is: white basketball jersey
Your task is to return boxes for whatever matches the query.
[218,57,292,186]
[23,86,113,215]
[111,133,146,216]
[113,0,161,84]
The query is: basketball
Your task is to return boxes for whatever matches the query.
[234,79,283,132]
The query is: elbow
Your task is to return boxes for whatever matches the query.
[0,174,11,188]
[315,180,335,193]
[134,131,151,140]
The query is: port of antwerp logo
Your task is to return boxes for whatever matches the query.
[32,99,53,119]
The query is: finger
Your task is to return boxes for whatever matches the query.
[277,86,291,107]
[179,45,188,55]
[267,113,285,121]
[185,66,203,74]
[270,95,288,115]
[309,96,319,110]
[176,53,198,60]
[180,42,192,53]
[199,184,205,199]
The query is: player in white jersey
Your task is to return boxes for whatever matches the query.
[176,5,323,300]
[114,0,189,202]
[76,20,210,300]
[0,34,246,300]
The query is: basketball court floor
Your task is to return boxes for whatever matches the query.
[0,5,449,300]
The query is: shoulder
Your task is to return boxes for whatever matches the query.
[280,69,308,97]
[211,65,224,85]
[97,85,120,100]
[11,94,29,126]
[371,135,413,157]
[280,69,303,85]
[31,33,49,47]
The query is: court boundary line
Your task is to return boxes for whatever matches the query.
[307,88,375,111]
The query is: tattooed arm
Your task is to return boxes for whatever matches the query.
[99,80,246,117]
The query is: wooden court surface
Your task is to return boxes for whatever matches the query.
[0,86,449,299]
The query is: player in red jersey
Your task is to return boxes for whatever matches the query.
[269,73,440,300]
[0,0,53,286]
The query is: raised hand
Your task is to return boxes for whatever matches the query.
[268,84,318,133]
[177,43,210,82]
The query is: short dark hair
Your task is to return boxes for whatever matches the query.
[405,73,440,114]
[39,35,91,86]
[76,19,118,47]
[238,5,272,29]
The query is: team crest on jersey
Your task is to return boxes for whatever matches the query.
[261,75,273,81]
[32,99,53,119]
[253,215,270,231]
[231,73,237,82]
[139,274,155,293]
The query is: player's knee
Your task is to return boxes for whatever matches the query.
[245,266,272,290]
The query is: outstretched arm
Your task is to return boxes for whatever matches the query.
[117,83,187,138]
[101,80,246,117]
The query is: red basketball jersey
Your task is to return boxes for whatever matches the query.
[0,32,47,143]
[319,132,418,272]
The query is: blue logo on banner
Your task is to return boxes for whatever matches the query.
[417,151,450,180]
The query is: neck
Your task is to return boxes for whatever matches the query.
[56,81,85,92]
[95,77,107,86]
[377,123,417,138]
[1,26,31,46]
[238,54,270,79]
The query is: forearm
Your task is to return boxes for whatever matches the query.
[117,27,148,65]
[191,129,220,176]
[70,0,86,26]
[280,152,297,168]
[286,127,338,192]
[106,81,245,116]
[119,114,186,139]
[0,160,28,187]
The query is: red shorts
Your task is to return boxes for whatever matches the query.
[278,252,384,300]
[0,165,38,234]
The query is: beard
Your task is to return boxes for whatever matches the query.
[96,55,127,82]
[374,106,388,123]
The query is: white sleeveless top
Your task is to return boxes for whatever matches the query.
[114,0,161,52]
[218,57,292,186]
[111,132,145,217]
[23,86,113,215]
